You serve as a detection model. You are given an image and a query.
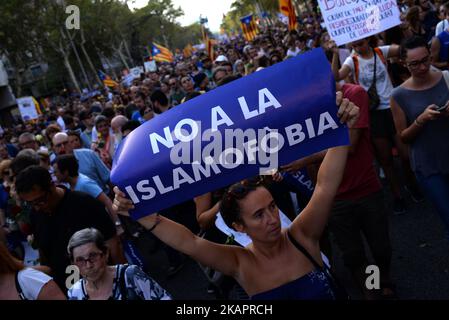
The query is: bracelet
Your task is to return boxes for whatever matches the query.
[414,118,424,127]
[147,214,161,232]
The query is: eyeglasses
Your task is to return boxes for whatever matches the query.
[54,140,69,148]
[169,82,177,86]
[25,190,49,208]
[73,252,104,267]
[406,55,430,69]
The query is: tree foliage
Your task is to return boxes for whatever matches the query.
[0,0,207,95]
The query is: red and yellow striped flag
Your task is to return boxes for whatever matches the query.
[240,14,259,42]
[201,25,216,61]
[151,43,174,63]
[279,0,298,31]
[183,44,193,58]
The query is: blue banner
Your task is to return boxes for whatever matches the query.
[111,48,349,219]
[281,170,315,200]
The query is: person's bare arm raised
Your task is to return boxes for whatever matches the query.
[112,189,243,277]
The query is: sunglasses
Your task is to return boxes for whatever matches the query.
[226,176,265,200]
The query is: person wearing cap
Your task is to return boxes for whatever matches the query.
[214,55,229,67]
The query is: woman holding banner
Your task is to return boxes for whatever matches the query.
[112,93,359,300]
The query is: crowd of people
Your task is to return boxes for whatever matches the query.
[1,0,449,300]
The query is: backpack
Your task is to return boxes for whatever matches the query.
[353,48,387,111]
[352,47,387,84]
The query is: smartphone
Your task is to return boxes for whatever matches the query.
[436,101,449,112]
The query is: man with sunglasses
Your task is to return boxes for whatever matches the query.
[15,165,125,292]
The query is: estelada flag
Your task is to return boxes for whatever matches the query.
[98,70,119,88]
[279,0,298,31]
[151,43,174,63]
[240,14,259,42]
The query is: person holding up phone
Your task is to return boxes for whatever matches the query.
[390,36,449,237]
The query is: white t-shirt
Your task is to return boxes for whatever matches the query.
[286,47,301,58]
[436,19,449,36]
[17,268,52,300]
[343,46,393,110]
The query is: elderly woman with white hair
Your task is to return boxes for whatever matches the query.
[67,228,171,300]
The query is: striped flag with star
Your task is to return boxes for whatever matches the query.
[240,14,259,42]
[151,43,174,63]
[279,0,298,31]
[98,70,119,88]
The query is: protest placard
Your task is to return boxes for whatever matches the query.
[16,97,39,121]
[130,67,142,79]
[318,0,401,46]
[144,61,157,73]
[111,48,350,219]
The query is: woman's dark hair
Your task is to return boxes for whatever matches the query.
[399,35,429,60]
[406,6,421,27]
[219,176,267,230]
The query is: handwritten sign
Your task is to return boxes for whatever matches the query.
[318,0,401,46]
